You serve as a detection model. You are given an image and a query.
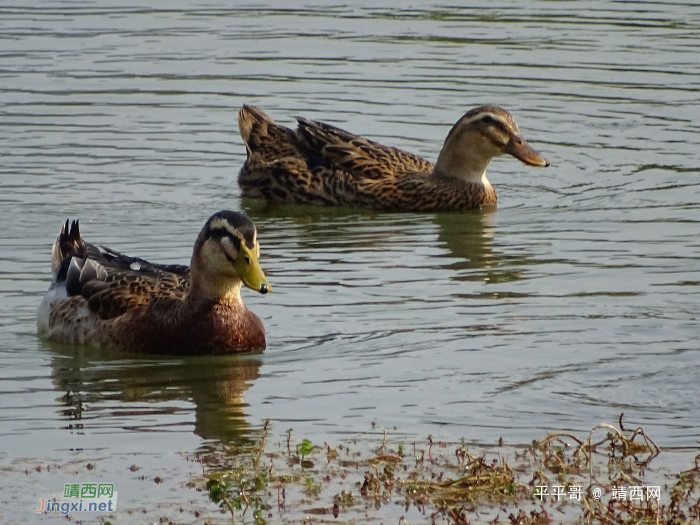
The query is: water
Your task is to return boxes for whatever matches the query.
[1,0,699,521]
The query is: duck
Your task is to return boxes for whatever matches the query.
[237,105,550,212]
[36,210,271,355]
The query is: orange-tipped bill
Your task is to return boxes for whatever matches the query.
[507,136,550,167]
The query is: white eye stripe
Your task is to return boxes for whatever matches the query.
[209,219,240,237]
[461,112,502,127]
[210,218,258,248]
[210,219,256,245]
[218,236,239,260]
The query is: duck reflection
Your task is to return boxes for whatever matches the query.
[45,341,263,444]
[243,199,526,286]
[432,208,526,285]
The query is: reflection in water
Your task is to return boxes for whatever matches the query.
[242,199,376,245]
[432,208,526,287]
[46,341,262,444]
[244,199,526,288]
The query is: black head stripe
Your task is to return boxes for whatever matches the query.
[239,225,257,249]
[459,105,518,134]
[203,210,257,249]
[492,118,513,137]
[208,228,242,251]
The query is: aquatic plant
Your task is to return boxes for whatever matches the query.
[196,414,699,524]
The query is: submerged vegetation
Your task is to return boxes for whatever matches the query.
[197,415,700,524]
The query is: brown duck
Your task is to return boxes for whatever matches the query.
[238,105,550,211]
[36,211,271,355]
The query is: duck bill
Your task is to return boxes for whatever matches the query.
[506,136,550,167]
[235,243,271,294]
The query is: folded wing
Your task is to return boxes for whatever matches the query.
[52,220,189,321]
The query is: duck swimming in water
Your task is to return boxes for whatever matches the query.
[238,105,550,212]
[37,210,270,354]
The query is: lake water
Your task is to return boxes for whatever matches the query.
[1,1,699,522]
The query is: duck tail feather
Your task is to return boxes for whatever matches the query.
[51,219,85,277]
[238,104,296,159]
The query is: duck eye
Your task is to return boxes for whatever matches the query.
[481,115,496,124]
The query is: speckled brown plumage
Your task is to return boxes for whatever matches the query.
[237,105,549,212]
[37,211,270,355]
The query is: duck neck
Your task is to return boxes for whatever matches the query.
[188,279,243,308]
[434,143,493,184]
[187,259,244,309]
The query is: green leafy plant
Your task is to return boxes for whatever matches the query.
[254,473,267,491]
[207,478,236,524]
[304,476,321,495]
[298,438,313,464]
[207,473,269,525]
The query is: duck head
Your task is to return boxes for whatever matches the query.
[191,210,271,301]
[435,106,550,182]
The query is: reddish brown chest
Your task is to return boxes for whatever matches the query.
[123,302,266,355]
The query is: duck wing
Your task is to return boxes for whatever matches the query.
[295,117,434,180]
[79,270,186,321]
[101,247,190,277]
[52,220,189,321]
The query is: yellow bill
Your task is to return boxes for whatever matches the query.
[235,243,271,294]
